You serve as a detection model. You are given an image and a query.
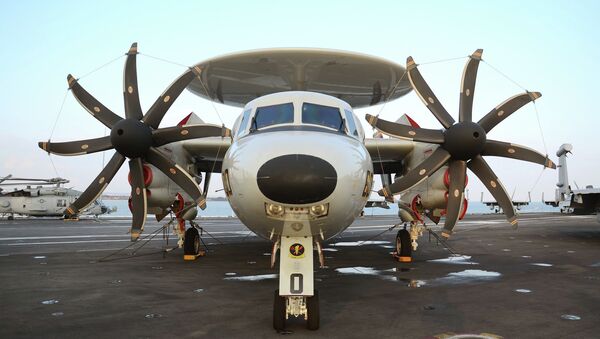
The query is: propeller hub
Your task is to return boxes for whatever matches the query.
[110,119,153,158]
[443,122,486,160]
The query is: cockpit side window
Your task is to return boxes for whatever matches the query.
[253,103,294,130]
[237,109,252,136]
[344,109,359,137]
[302,103,343,131]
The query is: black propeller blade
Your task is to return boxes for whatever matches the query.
[443,160,467,236]
[366,49,553,236]
[477,91,542,133]
[468,155,518,228]
[142,66,202,129]
[64,152,125,217]
[123,43,144,121]
[67,75,122,129]
[39,136,112,156]
[406,56,455,129]
[145,147,203,204]
[128,158,147,240]
[459,49,483,123]
[40,43,230,240]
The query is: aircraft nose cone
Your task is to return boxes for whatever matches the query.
[257,154,337,204]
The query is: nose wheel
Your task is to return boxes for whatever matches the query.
[273,290,320,331]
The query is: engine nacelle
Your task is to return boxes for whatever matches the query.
[127,142,201,217]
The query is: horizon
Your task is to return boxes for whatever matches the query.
[1,1,598,202]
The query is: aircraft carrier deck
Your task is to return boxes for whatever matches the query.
[1,213,599,338]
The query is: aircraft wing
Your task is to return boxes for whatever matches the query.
[182,137,231,173]
[364,138,413,174]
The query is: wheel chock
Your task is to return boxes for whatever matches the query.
[183,250,206,261]
[392,252,412,263]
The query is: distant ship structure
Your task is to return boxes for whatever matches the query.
[544,144,600,220]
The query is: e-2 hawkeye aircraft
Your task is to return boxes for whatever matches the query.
[39,44,555,330]
[0,175,112,219]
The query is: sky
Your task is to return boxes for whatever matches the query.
[1,0,599,202]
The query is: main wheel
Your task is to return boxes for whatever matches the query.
[396,229,412,262]
[306,290,320,330]
[273,289,286,331]
[184,227,200,256]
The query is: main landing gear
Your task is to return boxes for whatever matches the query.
[178,220,205,261]
[393,221,426,263]
[273,235,320,331]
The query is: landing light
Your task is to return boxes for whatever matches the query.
[309,204,328,217]
[264,203,329,219]
[265,203,284,217]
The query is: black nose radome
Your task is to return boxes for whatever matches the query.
[257,154,337,204]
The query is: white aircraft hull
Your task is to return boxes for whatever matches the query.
[223,130,373,241]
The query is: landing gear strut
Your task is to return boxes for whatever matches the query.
[273,235,320,331]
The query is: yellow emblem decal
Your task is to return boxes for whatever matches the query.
[289,243,305,258]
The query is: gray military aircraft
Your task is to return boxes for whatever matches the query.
[38,44,554,330]
[0,175,112,219]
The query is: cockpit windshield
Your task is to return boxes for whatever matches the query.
[253,103,294,130]
[302,102,343,130]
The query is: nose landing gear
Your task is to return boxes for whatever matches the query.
[273,235,320,331]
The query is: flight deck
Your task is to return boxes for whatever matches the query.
[1,213,599,338]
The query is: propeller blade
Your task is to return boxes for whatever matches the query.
[128,158,147,241]
[151,124,230,147]
[123,43,143,121]
[64,152,125,217]
[67,74,122,129]
[365,114,445,144]
[142,66,202,129]
[459,49,483,123]
[406,57,455,129]
[482,140,556,168]
[380,148,451,197]
[467,155,518,228]
[145,147,203,204]
[38,136,112,156]
[477,92,541,133]
[442,160,467,237]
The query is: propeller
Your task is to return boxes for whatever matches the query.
[366,49,555,238]
[39,43,231,240]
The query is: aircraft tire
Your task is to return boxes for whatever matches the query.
[396,229,412,259]
[306,290,320,330]
[273,289,286,331]
[184,227,200,256]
